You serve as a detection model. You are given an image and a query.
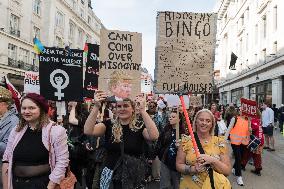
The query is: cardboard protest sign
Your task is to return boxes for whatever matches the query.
[240,98,257,118]
[99,29,142,101]
[84,44,99,98]
[39,47,83,101]
[189,95,202,107]
[155,12,217,94]
[24,71,40,94]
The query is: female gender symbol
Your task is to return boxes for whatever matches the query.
[50,69,70,100]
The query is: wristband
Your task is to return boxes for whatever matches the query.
[93,102,101,109]
[184,165,191,175]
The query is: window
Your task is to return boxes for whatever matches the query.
[246,33,249,51]
[86,34,91,43]
[262,15,266,38]
[88,16,91,24]
[70,0,77,10]
[274,6,277,31]
[262,48,266,62]
[55,11,64,27]
[255,24,258,44]
[273,41,277,55]
[80,8,84,18]
[81,0,85,4]
[55,36,63,47]
[8,43,17,60]
[31,52,39,70]
[254,54,258,63]
[33,26,40,39]
[78,29,83,46]
[10,14,20,33]
[19,48,29,64]
[69,21,75,40]
[33,0,41,15]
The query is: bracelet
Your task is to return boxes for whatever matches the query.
[93,102,101,108]
[184,165,191,175]
[2,161,9,163]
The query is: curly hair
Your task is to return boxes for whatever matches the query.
[16,97,49,132]
[111,98,144,143]
[192,109,215,135]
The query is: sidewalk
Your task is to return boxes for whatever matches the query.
[229,129,284,189]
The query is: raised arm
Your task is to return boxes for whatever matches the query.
[84,91,107,136]
[135,96,159,141]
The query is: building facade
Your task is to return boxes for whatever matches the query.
[0,0,102,91]
[215,0,284,107]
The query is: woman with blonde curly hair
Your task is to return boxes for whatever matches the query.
[84,91,159,189]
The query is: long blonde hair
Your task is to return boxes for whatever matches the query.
[112,99,143,143]
[192,109,215,135]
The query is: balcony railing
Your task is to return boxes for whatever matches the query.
[9,28,20,37]
[8,58,39,71]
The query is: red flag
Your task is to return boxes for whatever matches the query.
[84,43,88,53]
[4,76,21,112]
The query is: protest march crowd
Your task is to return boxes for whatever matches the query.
[1,10,284,189]
[0,83,283,189]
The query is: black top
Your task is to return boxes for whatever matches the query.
[103,119,145,169]
[157,125,184,171]
[13,127,49,166]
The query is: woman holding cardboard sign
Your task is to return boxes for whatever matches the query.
[176,109,231,189]
[84,91,159,189]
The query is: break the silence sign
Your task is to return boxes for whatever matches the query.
[39,47,83,101]
[155,12,217,94]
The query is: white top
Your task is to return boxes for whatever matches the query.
[261,107,274,127]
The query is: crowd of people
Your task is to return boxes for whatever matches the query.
[0,86,284,189]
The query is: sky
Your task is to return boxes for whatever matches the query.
[92,0,217,77]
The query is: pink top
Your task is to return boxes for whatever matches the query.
[251,118,264,146]
[2,122,69,189]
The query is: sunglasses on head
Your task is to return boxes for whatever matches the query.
[116,104,131,109]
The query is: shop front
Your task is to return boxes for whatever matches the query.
[249,80,272,105]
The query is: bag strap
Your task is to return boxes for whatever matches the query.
[193,132,215,189]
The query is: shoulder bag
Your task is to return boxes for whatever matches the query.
[193,133,231,189]
[48,125,77,189]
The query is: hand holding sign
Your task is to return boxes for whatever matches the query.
[135,95,146,113]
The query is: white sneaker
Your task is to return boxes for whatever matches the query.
[237,176,244,186]
[232,168,235,176]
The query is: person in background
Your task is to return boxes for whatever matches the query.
[151,99,168,182]
[176,109,231,189]
[67,102,89,187]
[279,104,284,134]
[224,110,250,186]
[84,91,159,189]
[210,103,221,136]
[0,87,19,189]
[157,111,184,189]
[224,106,238,129]
[271,104,279,130]
[145,101,158,182]
[261,102,275,151]
[241,109,264,176]
[2,93,68,189]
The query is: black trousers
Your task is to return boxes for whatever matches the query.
[12,173,49,189]
[231,144,246,176]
